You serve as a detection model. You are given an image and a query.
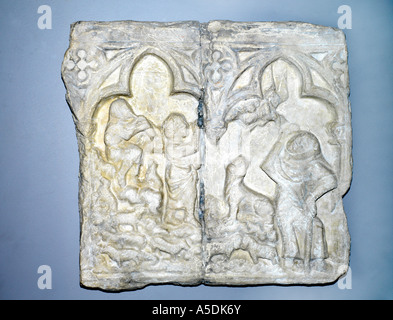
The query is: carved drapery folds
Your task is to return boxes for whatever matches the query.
[62,21,351,290]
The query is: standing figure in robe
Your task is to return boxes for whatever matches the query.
[162,113,200,225]
[261,130,337,271]
[104,98,155,188]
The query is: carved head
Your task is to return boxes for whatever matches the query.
[285,131,321,161]
[162,113,190,142]
[279,131,326,180]
[108,99,135,121]
[226,155,248,179]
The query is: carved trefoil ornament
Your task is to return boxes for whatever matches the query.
[62,21,352,290]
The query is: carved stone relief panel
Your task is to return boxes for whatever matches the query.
[202,21,351,285]
[62,20,351,290]
[62,21,203,290]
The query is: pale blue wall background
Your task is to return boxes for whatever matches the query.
[0,0,392,300]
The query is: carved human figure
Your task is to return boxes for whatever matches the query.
[204,156,278,265]
[261,131,337,271]
[104,99,155,187]
[224,155,276,223]
[224,88,283,131]
[225,156,278,263]
[162,113,200,225]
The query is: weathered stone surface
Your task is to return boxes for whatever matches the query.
[62,20,351,290]
[201,21,351,285]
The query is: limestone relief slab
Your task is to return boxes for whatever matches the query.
[62,20,352,290]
